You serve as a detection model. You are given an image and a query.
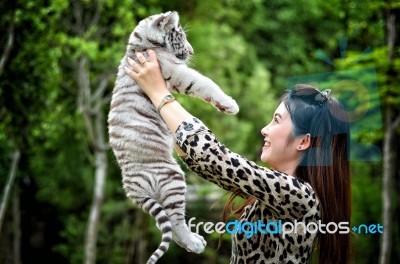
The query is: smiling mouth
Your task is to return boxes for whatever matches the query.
[264,141,271,147]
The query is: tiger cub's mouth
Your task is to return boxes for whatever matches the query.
[176,53,189,60]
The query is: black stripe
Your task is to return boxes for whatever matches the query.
[109,131,123,139]
[164,200,184,209]
[141,197,151,204]
[124,181,145,192]
[167,186,186,191]
[172,86,179,93]
[152,206,162,216]
[146,201,157,211]
[134,31,142,41]
[135,106,158,122]
[162,236,172,242]
[159,179,184,190]
[147,38,165,48]
[158,176,171,185]
[170,175,184,181]
[161,226,172,233]
[159,245,168,252]
[157,215,169,224]
[185,81,195,94]
[110,97,132,109]
[168,213,185,220]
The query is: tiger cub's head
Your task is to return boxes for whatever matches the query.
[130,11,193,61]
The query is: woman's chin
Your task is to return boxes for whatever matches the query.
[260,155,269,165]
[260,155,274,168]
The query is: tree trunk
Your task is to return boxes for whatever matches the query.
[0,149,20,233]
[379,108,395,264]
[77,56,109,264]
[0,9,15,77]
[84,147,107,264]
[69,1,110,262]
[379,112,400,264]
[379,9,399,264]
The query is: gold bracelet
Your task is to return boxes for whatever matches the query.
[157,94,176,114]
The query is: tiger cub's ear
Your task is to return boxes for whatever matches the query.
[153,11,179,31]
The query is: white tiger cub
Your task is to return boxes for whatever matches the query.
[108,11,239,264]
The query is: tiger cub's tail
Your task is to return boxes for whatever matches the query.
[139,197,172,264]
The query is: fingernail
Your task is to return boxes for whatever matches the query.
[127,57,134,63]
[124,66,130,72]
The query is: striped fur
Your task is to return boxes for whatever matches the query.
[108,11,238,264]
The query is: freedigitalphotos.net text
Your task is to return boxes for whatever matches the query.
[188,217,383,239]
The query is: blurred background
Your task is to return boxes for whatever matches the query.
[0,0,399,263]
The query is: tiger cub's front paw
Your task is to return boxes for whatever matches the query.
[205,96,239,115]
[215,97,239,115]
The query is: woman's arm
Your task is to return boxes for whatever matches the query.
[174,116,318,220]
[125,51,318,219]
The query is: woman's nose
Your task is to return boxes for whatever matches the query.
[261,126,268,136]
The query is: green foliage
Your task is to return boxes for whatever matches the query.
[53,214,86,263]
[178,8,276,159]
[350,162,383,264]
[226,0,347,89]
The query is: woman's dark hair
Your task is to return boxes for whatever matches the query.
[222,84,351,264]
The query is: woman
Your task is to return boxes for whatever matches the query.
[125,50,351,264]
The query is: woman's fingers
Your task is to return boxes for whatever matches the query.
[127,57,141,72]
[135,52,148,65]
[124,50,166,97]
[147,49,157,63]
[124,65,136,79]
[125,57,139,79]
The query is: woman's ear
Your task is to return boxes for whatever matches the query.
[296,133,311,151]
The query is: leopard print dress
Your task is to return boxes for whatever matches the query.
[175,117,320,264]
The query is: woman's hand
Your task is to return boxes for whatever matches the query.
[125,49,190,157]
[125,50,170,106]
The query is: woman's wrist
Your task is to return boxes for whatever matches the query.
[157,94,176,114]
[147,87,171,108]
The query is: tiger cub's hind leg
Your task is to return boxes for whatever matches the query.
[160,172,207,254]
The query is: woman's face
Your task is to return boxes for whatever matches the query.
[260,102,300,174]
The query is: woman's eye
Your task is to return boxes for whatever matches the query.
[273,117,279,123]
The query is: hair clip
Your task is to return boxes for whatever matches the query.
[315,89,331,103]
